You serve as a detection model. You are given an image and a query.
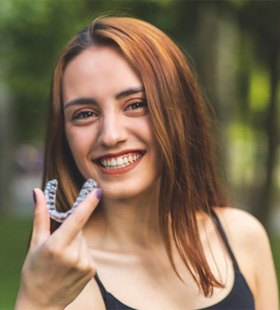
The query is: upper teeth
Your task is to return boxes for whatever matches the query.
[99,154,141,169]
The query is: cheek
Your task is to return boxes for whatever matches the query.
[65,126,92,161]
[141,119,159,153]
[144,123,162,169]
[136,119,161,169]
[133,116,155,142]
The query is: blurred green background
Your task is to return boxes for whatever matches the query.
[0,0,279,308]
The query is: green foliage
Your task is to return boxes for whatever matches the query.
[249,68,269,112]
[0,216,32,309]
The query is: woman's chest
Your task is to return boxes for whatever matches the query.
[78,248,236,310]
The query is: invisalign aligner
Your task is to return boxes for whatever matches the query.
[44,179,97,223]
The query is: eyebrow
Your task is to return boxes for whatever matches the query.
[115,87,145,100]
[64,87,145,109]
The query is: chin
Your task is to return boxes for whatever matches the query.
[101,178,160,202]
[102,185,143,200]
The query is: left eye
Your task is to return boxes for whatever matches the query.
[126,101,147,110]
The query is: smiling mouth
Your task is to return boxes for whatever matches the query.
[96,152,144,170]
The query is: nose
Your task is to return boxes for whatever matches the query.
[98,112,127,148]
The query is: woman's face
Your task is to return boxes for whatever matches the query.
[63,46,160,200]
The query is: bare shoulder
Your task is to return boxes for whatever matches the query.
[212,207,273,272]
[213,207,269,250]
[213,207,279,309]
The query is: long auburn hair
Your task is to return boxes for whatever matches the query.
[43,16,227,296]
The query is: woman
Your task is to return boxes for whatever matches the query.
[15,16,278,309]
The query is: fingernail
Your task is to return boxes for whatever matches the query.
[33,189,37,204]
[95,188,103,200]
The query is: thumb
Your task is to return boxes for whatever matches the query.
[30,188,51,246]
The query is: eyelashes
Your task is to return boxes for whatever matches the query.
[72,110,97,121]
[125,100,147,111]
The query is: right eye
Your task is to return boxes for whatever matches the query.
[72,110,97,121]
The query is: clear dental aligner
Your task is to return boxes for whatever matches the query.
[44,179,97,223]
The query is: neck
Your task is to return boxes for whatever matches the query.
[85,182,163,250]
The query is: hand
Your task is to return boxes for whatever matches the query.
[15,185,102,310]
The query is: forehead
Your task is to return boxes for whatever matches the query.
[62,46,143,104]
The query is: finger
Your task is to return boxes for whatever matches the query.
[52,188,102,246]
[30,188,51,246]
[66,232,96,274]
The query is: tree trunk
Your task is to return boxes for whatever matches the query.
[0,78,14,214]
[256,44,279,230]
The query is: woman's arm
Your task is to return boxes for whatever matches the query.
[251,219,279,309]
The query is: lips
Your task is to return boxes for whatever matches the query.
[94,151,145,171]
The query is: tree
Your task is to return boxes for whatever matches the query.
[237,1,280,229]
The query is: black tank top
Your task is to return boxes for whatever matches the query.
[94,210,255,309]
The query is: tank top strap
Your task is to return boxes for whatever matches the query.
[210,209,240,270]
[94,273,108,299]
